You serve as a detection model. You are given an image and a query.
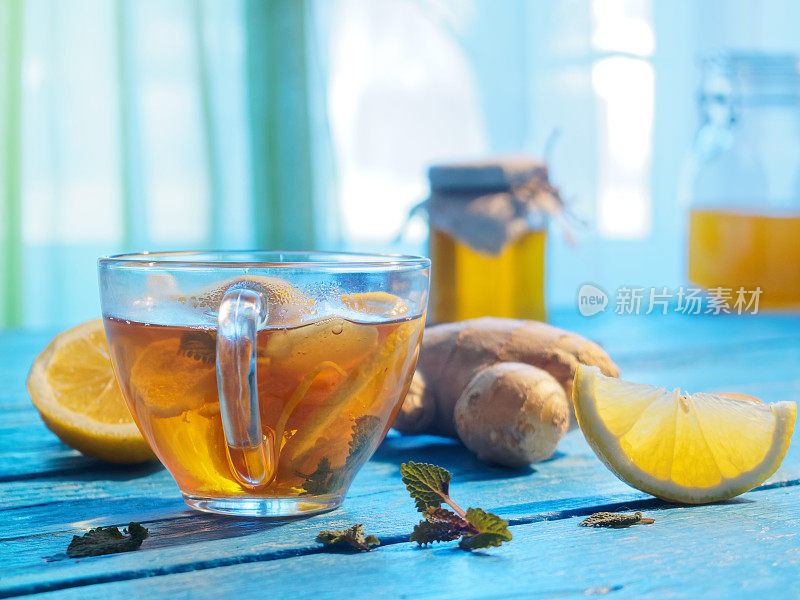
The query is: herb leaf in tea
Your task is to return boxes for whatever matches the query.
[316,524,380,552]
[297,457,335,495]
[298,415,383,496]
[67,522,149,558]
[344,415,381,471]
[579,511,655,528]
[177,330,216,364]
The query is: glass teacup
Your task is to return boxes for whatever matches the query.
[98,251,429,517]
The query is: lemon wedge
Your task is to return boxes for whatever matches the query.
[27,319,155,463]
[573,364,796,503]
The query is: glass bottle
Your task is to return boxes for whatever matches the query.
[685,52,800,309]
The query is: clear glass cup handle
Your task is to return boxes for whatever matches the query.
[216,287,274,489]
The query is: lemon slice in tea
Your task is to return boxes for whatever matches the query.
[27,319,155,463]
[340,291,410,318]
[573,364,796,503]
[129,336,219,419]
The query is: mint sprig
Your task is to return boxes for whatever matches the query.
[401,462,512,550]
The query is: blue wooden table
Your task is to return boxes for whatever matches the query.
[3,311,800,599]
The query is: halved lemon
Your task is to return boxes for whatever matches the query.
[573,364,796,504]
[27,319,155,463]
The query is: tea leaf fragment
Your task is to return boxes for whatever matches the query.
[579,511,654,529]
[316,524,379,552]
[67,522,149,558]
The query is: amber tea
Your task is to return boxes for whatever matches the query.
[99,251,430,517]
[105,309,423,504]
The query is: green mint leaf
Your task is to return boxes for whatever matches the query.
[299,416,382,496]
[67,522,149,558]
[410,507,473,546]
[458,508,512,550]
[400,461,452,512]
[579,511,654,528]
[178,331,216,364]
[410,520,464,545]
[345,415,382,472]
[297,457,335,496]
[316,524,380,552]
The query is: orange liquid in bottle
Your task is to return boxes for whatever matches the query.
[430,228,546,322]
[688,208,800,308]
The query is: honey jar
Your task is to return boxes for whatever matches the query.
[425,159,562,323]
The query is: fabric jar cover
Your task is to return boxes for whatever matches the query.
[426,157,563,255]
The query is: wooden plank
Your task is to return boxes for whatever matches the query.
[0,468,178,514]
[3,478,792,597]
[8,417,800,542]
[0,433,643,553]
[4,428,800,595]
[7,483,800,600]
[4,314,799,390]
[3,316,800,598]
[5,314,800,526]
[3,314,799,444]
[5,314,800,404]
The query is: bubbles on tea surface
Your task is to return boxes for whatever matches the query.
[106,274,420,329]
[136,275,320,328]
[330,319,345,335]
[263,315,378,376]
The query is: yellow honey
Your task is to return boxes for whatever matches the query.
[430,228,547,322]
[688,208,800,308]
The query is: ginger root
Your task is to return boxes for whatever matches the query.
[455,362,569,467]
[393,317,618,467]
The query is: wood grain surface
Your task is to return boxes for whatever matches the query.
[3,312,800,599]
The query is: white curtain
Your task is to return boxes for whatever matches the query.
[4,0,332,329]
[7,0,800,329]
